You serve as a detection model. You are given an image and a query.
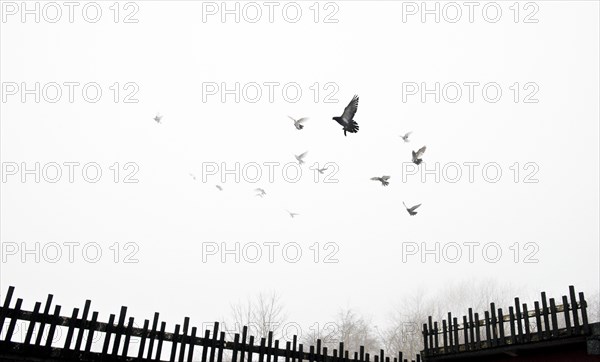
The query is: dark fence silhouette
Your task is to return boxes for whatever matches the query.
[0,286,420,362]
[420,285,592,358]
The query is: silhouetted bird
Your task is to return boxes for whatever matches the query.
[400,131,412,142]
[371,176,391,186]
[288,116,308,130]
[412,146,426,165]
[153,114,162,124]
[317,166,329,174]
[286,210,299,218]
[255,188,266,197]
[189,173,196,181]
[403,202,421,216]
[216,185,223,191]
[295,151,308,165]
[333,95,359,136]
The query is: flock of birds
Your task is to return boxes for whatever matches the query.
[154,94,427,217]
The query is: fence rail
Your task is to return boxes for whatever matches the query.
[0,286,420,362]
[421,285,591,357]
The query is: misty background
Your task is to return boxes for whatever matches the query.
[1,0,599,356]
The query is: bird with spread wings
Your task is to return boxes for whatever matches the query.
[295,151,308,165]
[371,176,391,186]
[400,131,412,142]
[403,202,422,216]
[332,95,359,136]
[288,116,308,130]
[412,146,427,165]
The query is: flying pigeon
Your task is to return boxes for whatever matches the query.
[286,210,299,218]
[288,116,308,130]
[371,176,391,186]
[255,188,266,197]
[295,151,308,165]
[403,202,421,216]
[189,173,197,181]
[400,132,412,142]
[412,146,426,165]
[216,185,223,191]
[317,166,329,174]
[332,95,359,136]
[153,114,162,124]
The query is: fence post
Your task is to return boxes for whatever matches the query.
[35,293,54,347]
[522,304,531,343]
[147,312,160,360]
[569,286,581,334]
[122,317,135,358]
[137,319,150,360]
[187,327,198,362]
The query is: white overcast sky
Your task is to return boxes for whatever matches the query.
[1,0,599,336]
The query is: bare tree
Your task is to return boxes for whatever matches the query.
[586,291,600,323]
[301,309,381,356]
[223,292,288,341]
[380,278,526,357]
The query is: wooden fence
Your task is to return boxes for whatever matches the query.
[0,285,420,362]
[420,285,592,357]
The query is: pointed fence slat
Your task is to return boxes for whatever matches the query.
[74,300,91,352]
[63,307,80,354]
[84,311,98,354]
[248,336,255,362]
[156,321,167,361]
[187,326,197,362]
[474,313,481,349]
[232,333,241,362]
[45,305,62,349]
[112,306,128,356]
[541,292,551,340]
[580,292,590,334]
[533,301,543,341]
[137,319,150,360]
[562,296,572,336]
[522,304,531,343]
[24,301,41,346]
[273,338,280,362]
[5,298,23,343]
[122,317,135,357]
[102,314,116,355]
[179,318,190,362]
[569,286,581,334]
[259,337,266,362]
[508,307,516,344]
[201,329,210,362]
[217,331,225,362]
[170,324,181,362]
[549,298,559,337]
[35,293,53,346]
[148,312,161,360]
[515,298,523,343]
